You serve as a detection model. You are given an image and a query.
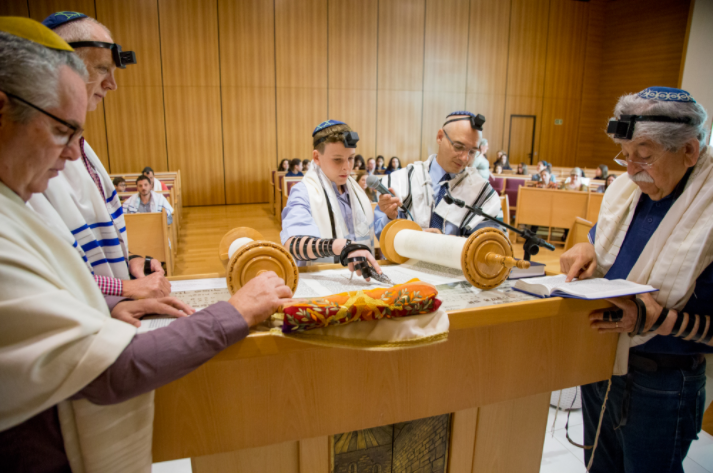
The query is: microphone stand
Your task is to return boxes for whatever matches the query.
[443,188,555,261]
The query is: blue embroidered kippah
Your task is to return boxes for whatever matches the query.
[447,111,477,118]
[312,120,347,136]
[42,11,88,30]
[638,87,696,103]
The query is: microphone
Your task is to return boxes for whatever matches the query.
[366,175,414,221]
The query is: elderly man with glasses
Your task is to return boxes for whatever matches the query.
[561,87,713,473]
[0,20,291,472]
[374,111,503,237]
[25,11,171,305]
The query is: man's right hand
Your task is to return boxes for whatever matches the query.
[228,271,293,327]
[122,272,171,299]
[378,188,402,220]
[560,242,597,282]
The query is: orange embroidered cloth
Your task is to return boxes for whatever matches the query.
[280,279,441,333]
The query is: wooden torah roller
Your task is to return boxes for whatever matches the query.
[218,227,299,295]
[379,219,529,290]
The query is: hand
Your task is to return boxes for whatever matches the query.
[560,242,597,282]
[588,293,665,335]
[423,228,442,234]
[111,297,195,328]
[227,271,293,327]
[149,258,165,275]
[122,272,171,299]
[128,256,145,278]
[378,188,402,220]
[346,249,383,281]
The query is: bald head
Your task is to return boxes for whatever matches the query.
[54,18,116,111]
[435,116,482,174]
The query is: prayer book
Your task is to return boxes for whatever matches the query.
[513,274,657,300]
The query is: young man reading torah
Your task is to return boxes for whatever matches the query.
[0,20,292,472]
[374,111,503,238]
[280,120,386,282]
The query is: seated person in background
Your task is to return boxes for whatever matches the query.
[598,173,617,193]
[356,171,378,203]
[286,158,303,177]
[495,152,512,171]
[279,158,290,171]
[302,158,311,172]
[353,154,365,171]
[494,163,503,174]
[560,167,588,191]
[375,111,502,237]
[516,162,529,175]
[0,22,293,472]
[375,155,386,174]
[595,163,608,180]
[532,160,557,183]
[281,120,382,278]
[29,12,168,299]
[477,138,489,162]
[469,141,490,180]
[142,166,168,191]
[366,157,377,176]
[123,175,174,224]
[113,176,126,192]
[385,156,402,175]
[535,169,558,189]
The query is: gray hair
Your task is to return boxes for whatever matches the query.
[608,93,709,153]
[0,32,87,123]
[479,138,488,147]
[53,16,112,44]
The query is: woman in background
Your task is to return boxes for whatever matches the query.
[302,159,311,172]
[353,155,365,172]
[598,173,617,193]
[356,171,378,203]
[279,159,290,171]
[516,163,528,175]
[375,156,386,174]
[385,157,402,175]
[286,158,304,177]
[595,164,608,180]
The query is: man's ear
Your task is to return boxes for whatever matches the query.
[312,149,320,164]
[682,139,700,168]
[436,128,444,145]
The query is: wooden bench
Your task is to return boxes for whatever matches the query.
[111,170,182,232]
[118,189,179,250]
[124,209,174,276]
[281,176,304,213]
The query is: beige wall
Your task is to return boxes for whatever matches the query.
[681,0,713,143]
[0,0,691,205]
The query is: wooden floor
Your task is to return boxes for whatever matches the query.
[174,204,566,276]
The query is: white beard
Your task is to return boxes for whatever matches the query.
[630,171,655,183]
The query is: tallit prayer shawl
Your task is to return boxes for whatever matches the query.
[0,182,153,472]
[385,155,501,232]
[593,148,713,380]
[32,140,129,279]
[302,167,375,247]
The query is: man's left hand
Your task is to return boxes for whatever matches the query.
[111,297,195,327]
[347,249,382,281]
[149,258,165,275]
[589,293,662,334]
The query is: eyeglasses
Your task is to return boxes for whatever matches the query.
[613,150,664,169]
[2,90,83,148]
[442,129,477,159]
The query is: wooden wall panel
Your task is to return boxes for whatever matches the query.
[328,0,378,159]
[584,0,691,168]
[159,0,224,206]
[275,0,327,162]
[276,88,328,162]
[466,0,511,97]
[504,96,543,165]
[539,98,582,169]
[328,0,377,90]
[376,91,423,163]
[329,89,377,159]
[97,0,167,173]
[220,0,276,204]
[466,93,506,156]
[422,92,466,159]
[27,0,95,21]
[0,1,29,16]
[505,0,550,98]
[378,0,426,92]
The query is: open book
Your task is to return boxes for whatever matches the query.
[513,274,657,300]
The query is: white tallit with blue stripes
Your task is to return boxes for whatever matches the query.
[33,140,130,279]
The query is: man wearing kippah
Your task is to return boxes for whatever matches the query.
[0,19,291,471]
[280,120,384,280]
[561,86,713,472]
[28,11,170,303]
[375,111,503,238]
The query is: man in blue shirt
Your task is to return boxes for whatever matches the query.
[560,87,713,473]
[375,111,502,238]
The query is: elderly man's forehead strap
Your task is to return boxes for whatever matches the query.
[443,110,486,131]
[606,87,695,141]
[0,16,74,51]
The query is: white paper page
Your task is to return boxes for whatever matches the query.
[436,280,536,312]
[516,274,568,295]
[553,278,656,298]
